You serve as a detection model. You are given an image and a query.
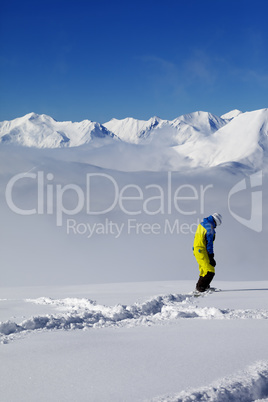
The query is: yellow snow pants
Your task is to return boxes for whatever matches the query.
[193,247,215,277]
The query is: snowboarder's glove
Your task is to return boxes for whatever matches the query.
[208,253,216,267]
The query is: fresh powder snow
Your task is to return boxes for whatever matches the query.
[1,281,268,401]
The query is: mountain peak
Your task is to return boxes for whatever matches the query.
[103,116,161,144]
[25,112,39,119]
[174,111,227,135]
[221,109,243,120]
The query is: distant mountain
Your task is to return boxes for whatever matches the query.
[103,111,228,145]
[0,110,237,148]
[147,111,228,147]
[1,108,267,172]
[174,108,268,170]
[103,116,162,144]
[0,113,116,148]
[175,111,227,133]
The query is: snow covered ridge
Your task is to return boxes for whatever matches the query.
[1,291,268,344]
[0,110,229,148]
[0,108,256,148]
[221,109,243,119]
[151,361,268,402]
[1,108,268,171]
[0,112,118,148]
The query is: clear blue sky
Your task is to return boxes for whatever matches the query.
[1,0,268,123]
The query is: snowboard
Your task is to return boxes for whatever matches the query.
[192,287,221,297]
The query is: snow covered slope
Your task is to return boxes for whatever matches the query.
[174,108,268,170]
[221,109,243,120]
[1,281,268,401]
[0,113,116,148]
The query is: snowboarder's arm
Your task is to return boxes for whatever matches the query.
[205,223,214,254]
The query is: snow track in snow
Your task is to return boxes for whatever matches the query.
[151,360,268,402]
[1,292,268,343]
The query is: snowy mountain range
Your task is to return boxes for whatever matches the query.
[0,112,117,148]
[1,108,267,171]
[103,111,229,145]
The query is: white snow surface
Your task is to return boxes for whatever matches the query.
[1,280,268,401]
[1,283,268,341]
[152,361,268,401]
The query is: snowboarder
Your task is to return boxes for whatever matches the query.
[193,213,222,292]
